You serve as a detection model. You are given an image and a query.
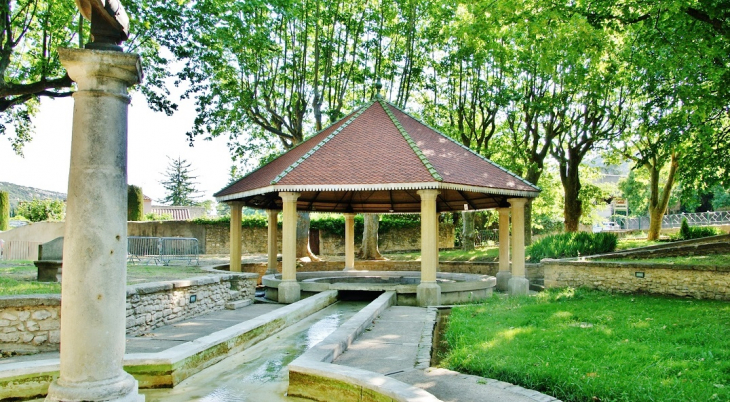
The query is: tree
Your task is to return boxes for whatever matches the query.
[15,197,64,221]
[0,0,179,154]
[159,156,201,206]
[360,214,383,259]
[0,191,8,230]
[127,185,144,221]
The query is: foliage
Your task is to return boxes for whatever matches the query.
[711,185,730,211]
[191,214,269,228]
[674,218,720,241]
[0,191,8,230]
[444,288,730,402]
[15,198,65,222]
[127,185,144,221]
[528,232,617,261]
[143,212,172,221]
[309,214,422,239]
[159,156,202,206]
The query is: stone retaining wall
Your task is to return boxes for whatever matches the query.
[0,273,257,353]
[543,260,729,300]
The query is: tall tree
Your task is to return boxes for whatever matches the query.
[159,156,201,206]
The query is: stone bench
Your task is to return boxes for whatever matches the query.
[33,237,64,283]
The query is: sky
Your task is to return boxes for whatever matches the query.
[0,89,234,205]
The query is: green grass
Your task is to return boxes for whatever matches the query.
[443,288,730,402]
[599,254,730,267]
[615,238,660,250]
[0,261,210,295]
[384,246,500,262]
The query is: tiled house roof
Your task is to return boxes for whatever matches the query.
[215,98,539,213]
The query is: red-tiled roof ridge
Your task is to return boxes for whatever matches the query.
[213,103,369,198]
[384,102,541,192]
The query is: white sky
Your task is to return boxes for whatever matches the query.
[0,90,234,205]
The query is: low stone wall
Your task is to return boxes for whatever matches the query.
[543,260,729,300]
[0,273,257,353]
[0,295,61,354]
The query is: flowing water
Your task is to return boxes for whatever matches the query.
[141,301,365,402]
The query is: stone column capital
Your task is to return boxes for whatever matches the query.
[279,192,301,203]
[496,207,511,214]
[59,48,142,92]
[507,198,528,207]
[417,189,440,201]
[343,213,356,219]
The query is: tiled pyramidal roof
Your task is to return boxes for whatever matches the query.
[215,98,539,208]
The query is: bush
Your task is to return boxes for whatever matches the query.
[0,191,8,231]
[143,212,173,221]
[528,231,618,261]
[191,214,268,228]
[673,218,719,240]
[127,185,144,221]
[15,198,65,222]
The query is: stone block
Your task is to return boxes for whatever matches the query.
[508,277,530,296]
[225,299,252,310]
[417,282,441,307]
[38,237,64,260]
[26,320,39,331]
[496,271,511,292]
[32,334,48,345]
[31,310,52,320]
[278,280,301,304]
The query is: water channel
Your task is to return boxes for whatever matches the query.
[141,301,366,402]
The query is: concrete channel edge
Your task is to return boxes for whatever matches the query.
[287,291,442,402]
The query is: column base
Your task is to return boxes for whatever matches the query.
[343,266,356,271]
[278,280,301,304]
[507,277,530,296]
[496,271,512,292]
[265,268,278,275]
[416,281,441,307]
[46,372,143,402]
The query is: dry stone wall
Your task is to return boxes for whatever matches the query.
[319,223,455,255]
[543,260,729,300]
[0,274,256,353]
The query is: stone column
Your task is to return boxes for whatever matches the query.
[279,192,301,303]
[496,207,511,291]
[47,48,143,402]
[507,198,529,295]
[343,213,356,271]
[229,201,243,272]
[266,209,278,275]
[417,189,441,306]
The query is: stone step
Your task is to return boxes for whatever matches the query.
[229,290,240,299]
[225,299,252,310]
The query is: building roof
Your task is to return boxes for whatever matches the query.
[215,98,539,213]
[150,206,206,221]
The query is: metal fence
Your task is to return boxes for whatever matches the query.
[474,229,499,247]
[127,236,199,266]
[0,240,42,261]
[613,211,730,230]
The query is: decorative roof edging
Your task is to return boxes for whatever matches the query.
[215,181,540,203]
[384,101,541,192]
[378,99,443,182]
[270,99,377,185]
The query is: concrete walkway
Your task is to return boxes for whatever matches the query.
[2,301,560,402]
[334,306,561,402]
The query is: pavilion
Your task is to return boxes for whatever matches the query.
[215,95,540,306]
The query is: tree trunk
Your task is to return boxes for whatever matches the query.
[360,214,383,259]
[461,211,475,251]
[561,158,582,232]
[646,154,679,241]
[296,212,319,260]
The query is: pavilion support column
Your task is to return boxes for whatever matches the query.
[279,192,301,303]
[417,189,441,307]
[266,209,278,275]
[229,201,243,272]
[507,198,529,295]
[46,48,143,402]
[344,213,356,271]
[496,207,511,292]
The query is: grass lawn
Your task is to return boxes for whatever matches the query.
[597,254,730,267]
[442,288,730,402]
[615,238,660,251]
[0,261,210,296]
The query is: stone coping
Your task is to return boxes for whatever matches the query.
[0,291,338,400]
[125,272,258,296]
[0,294,61,308]
[288,291,442,402]
[542,258,730,272]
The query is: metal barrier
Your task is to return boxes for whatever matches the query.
[613,211,730,230]
[0,241,42,261]
[127,236,199,266]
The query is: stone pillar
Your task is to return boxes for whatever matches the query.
[417,189,441,306]
[279,192,301,303]
[343,213,356,271]
[267,209,278,275]
[47,48,143,402]
[229,201,243,272]
[496,207,511,292]
[507,198,529,295]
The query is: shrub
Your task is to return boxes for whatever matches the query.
[673,218,719,240]
[191,214,268,228]
[127,185,144,221]
[528,231,617,261]
[143,212,173,221]
[0,191,8,231]
[15,198,65,222]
